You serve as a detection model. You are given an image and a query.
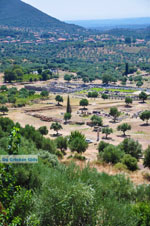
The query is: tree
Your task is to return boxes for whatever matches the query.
[66,96,72,113]
[109,107,121,122]
[50,122,62,136]
[140,110,150,125]
[41,90,49,97]
[56,136,68,154]
[139,92,147,103]
[64,74,72,82]
[4,69,16,83]
[117,123,131,136]
[0,106,8,115]
[79,99,88,110]
[102,127,113,139]
[125,97,132,106]
[91,115,103,126]
[119,138,142,160]
[101,93,108,100]
[136,81,143,88]
[88,92,98,98]
[125,37,131,44]
[0,85,8,92]
[0,95,7,104]
[55,95,63,106]
[41,71,49,81]
[13,68,23,81]
[102,74,112,84]
[125,63,129,76]
[38,126,48,135]
[68,131,88,154]
[37,68,42,74]
[64,113,71,123]
[143,146,150,168]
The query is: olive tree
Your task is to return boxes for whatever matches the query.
[117,123,131,136]
[50,122,62,136]
[140,110,150,125]
[139,92,147,103]
[102,127,113,139]
[79,99,88,110]
[109,107,121,122]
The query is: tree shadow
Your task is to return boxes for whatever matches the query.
[50,133,62,137]
[79,107,88,111]
[109,120,118,124]
[117,134,130,138]
[102,136,114,141]
[140,123,149,127]
[125,105,132,108]
[0,113,8,116]
[138,101,146,104]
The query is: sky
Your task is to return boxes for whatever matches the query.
[22,0,150,21]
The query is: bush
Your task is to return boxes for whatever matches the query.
[114,162,128,171]
[39,151,59,167]
[122,154,138,171]
[38,178,95,226]
[73,153,86,161]
[144,146,150,168]
[38,126,48,135]
[55,136,68,153]
[119,138,142,160]
[98,141,109,153]
[41,90,49,97]
[133,202,150,226]
[102,144,124,164]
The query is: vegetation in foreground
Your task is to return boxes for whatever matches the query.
[0,117,150,225]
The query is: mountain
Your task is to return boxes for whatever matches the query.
[0,0,82,32]
[67,17,150,30]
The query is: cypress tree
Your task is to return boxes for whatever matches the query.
[66,96,72,113]
[125,63,129,76]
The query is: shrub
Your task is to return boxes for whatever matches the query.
[39,151,59,167]
[122,154,138,171]
[41,90,49,97]
[143,146,150,168]
[38,180,95,226]
[73,153,86,161]
[98,141,109,153]
[114,162,128,171]
[38,126,48,135]
[119,138,142,160]
[102,144,123,164]
[55,136,68,154]
[133,202,150,226]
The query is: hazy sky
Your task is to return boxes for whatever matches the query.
[22,0,150,21]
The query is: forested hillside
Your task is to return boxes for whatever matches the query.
[0,0,82,32]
